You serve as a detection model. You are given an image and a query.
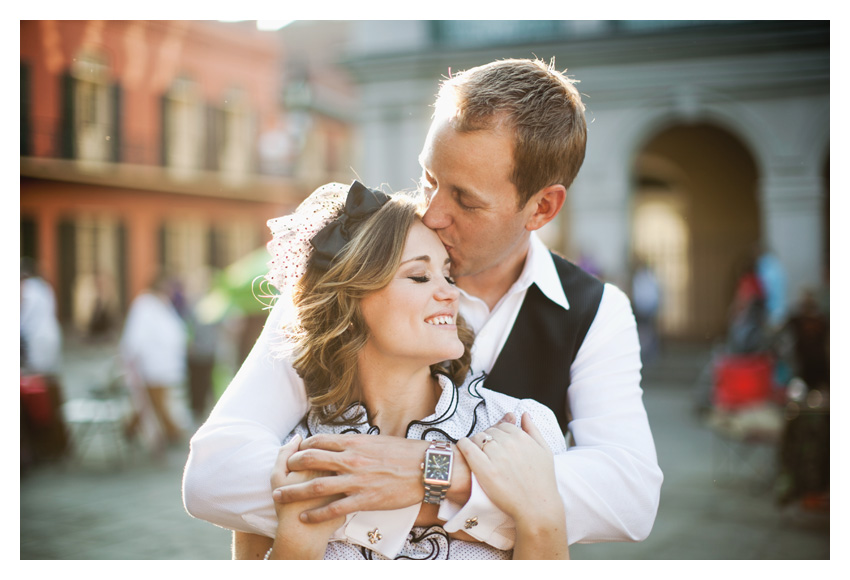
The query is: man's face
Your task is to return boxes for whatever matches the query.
[418,113,536,283]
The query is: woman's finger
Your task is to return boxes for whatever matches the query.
[520,412,549,450]
[276,434,302,476]
[456,437,492,473]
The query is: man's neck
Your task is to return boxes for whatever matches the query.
[456,239,531,311]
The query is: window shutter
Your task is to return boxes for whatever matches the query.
[116,221,128,313]
[111,82,123,162]
[205,103,219,171]
[20,63,32,156]
[57,220,76,322]
[160,93,169,166]
[60,71,76,159]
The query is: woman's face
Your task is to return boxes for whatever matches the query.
[359,220,464,367]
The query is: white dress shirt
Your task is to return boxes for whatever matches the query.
[183,232,663,547]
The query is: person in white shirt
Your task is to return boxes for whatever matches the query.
[233,181,568,559]
[120,276,188,446]
[20,258,62,376]
[183,57,662,554]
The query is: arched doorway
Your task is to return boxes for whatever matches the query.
[631,123,760,342]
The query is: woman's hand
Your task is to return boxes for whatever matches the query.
[268,434,346,559]
[456,412,568,559]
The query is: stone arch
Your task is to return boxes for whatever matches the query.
[629,120,761,341]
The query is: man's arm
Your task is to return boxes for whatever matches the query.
[555,283,663,543]
[274,433,473,521]
[182,299,309,536]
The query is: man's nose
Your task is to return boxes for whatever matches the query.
[422,189,451,230]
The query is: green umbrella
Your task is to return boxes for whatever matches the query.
[195,247,278,325]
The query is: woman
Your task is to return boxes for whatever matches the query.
[236,181,568,559]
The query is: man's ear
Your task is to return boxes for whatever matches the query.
[524,185,566,232]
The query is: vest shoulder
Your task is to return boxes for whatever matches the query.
[549,251,603,285]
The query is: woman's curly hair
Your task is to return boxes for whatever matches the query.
[288,192,474,426]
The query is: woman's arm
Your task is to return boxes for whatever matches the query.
[233,531,272,559]
[456,413,568,560]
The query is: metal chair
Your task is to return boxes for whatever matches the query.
[61,359,134,468]
[707,354,783,491]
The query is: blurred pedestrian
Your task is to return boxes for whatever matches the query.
[20,257,68,463]
[755,244,788,331]
[775,288,829,509]
[784,288,829,391]
[727,257,766,354]
[631,257,661,365]
[20,257,62,376]
[120,275,189,449]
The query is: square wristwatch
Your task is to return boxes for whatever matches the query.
[422,440,453,504]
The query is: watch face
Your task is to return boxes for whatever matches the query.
[425,452,451,482]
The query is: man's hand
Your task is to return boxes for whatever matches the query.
[272,434,471,523]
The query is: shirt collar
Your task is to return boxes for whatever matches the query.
[455,232,570,312]
[305,373,480,443]
[516,232,570,311]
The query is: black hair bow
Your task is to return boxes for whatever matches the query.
[310,180,392,270]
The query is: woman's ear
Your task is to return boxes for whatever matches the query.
[524,185,566,232]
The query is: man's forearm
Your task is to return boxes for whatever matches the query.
[183,425,283,536]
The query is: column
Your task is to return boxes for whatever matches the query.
[758,165,826,314]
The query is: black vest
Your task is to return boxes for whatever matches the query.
[482,253,604,433]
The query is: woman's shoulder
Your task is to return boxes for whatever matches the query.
[458,375,558,425]
[477,386,558,423]
[458,375,566,451]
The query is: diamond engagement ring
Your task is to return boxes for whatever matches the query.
[481,434,493,449]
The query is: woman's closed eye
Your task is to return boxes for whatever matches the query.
[408,274,456,285]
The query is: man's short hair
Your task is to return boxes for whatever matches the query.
[435,58,587,208]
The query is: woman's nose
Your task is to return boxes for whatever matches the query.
[435,278,460,302]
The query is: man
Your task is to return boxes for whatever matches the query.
[183,58,662,557]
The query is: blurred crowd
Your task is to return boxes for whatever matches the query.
[702,246,828,510]
[19,258,268,471]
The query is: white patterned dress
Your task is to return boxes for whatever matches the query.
[284,372,568,560]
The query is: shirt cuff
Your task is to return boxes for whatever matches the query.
[441,473,515,550]
[343,504,420,559]
[241,512,277,539]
